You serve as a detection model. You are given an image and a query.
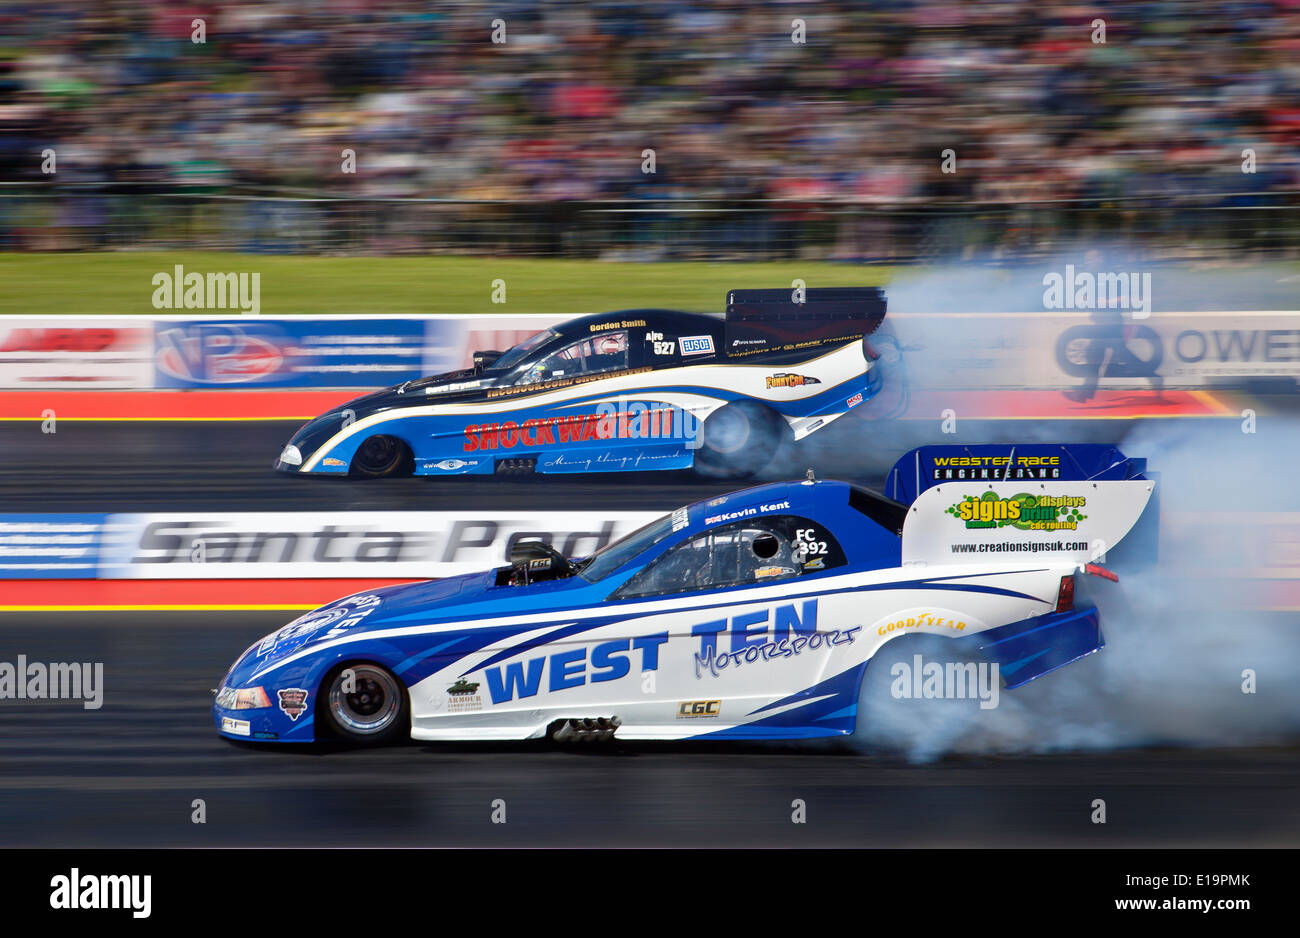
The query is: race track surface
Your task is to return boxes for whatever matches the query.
[2,416,1142,512]
[0,613,1296,848]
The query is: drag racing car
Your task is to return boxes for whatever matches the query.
[216,443,1154,745]
[275,287,888,480]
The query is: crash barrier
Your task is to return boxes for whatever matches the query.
[2,310,1298,396]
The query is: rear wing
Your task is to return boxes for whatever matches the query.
[724,287,886,359]
[885,444,1154,566]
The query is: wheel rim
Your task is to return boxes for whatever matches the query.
[328,666,402,735]
[354,436,400,474]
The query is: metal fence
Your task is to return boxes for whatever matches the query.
[2,188,1298,262]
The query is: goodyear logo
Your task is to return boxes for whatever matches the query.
[948,492,1088,531]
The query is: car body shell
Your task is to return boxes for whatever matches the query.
[275,310,880,477]
[214,477,1093,743]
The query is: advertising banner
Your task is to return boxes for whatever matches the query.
[0,321,152,389]
[96,510,659,579]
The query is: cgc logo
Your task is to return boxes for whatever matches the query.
[676,699,721,719]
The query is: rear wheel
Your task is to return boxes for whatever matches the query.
[693,401,785,479]
[349,435,413,478]
[320,663,409,745]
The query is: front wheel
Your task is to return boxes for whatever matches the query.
[692,401,786,479]
[349,434,413,478]
[319,663,410,745]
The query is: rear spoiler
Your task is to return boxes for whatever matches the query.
[724,287,886,358]
[884,443,1146,506]
[885,444,1154,567]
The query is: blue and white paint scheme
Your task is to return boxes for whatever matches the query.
[216,443,1155,745]
[275,289,890,480]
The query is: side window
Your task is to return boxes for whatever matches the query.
[611,515,845,600]
[516,331,629,386]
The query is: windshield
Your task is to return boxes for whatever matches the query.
[486,329,558,373]
[578,510,682,582]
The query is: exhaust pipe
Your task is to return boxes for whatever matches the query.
[551,716,621,743]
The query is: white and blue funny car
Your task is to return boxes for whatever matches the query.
[275,288,889,480]
[216,443,1154,745]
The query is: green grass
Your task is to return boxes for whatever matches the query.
[0,253,900,317]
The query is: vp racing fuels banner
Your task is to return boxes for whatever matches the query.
[2,310,1298,391]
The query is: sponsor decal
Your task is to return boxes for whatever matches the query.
[846,392,864,408]
[322,457,346,467]
[679,335,715,356]
[447,678,483,712]
[690,599,861,679]
[671,507,690,532]
[221,716,251,736]
[277,687,309,721]
[429,458,477,470]
[947,493,1088,531]
[253,731,279,739]
[930,455,1061,483]
[464,408,678,451]
[676,699,721,719]
[705,500,789,526]
[877,612,967,636]
[755,565,795,579]
[765,373,821,389]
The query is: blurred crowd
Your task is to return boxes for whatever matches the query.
[3,0,1298,204]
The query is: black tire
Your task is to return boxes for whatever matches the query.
[349,434,413,478]
[318,663,410,745]
[693,401,785,479]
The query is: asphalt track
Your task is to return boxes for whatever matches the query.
[0,412,1187,513]
[3,406,1297,848]
[0,612,1296,848]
